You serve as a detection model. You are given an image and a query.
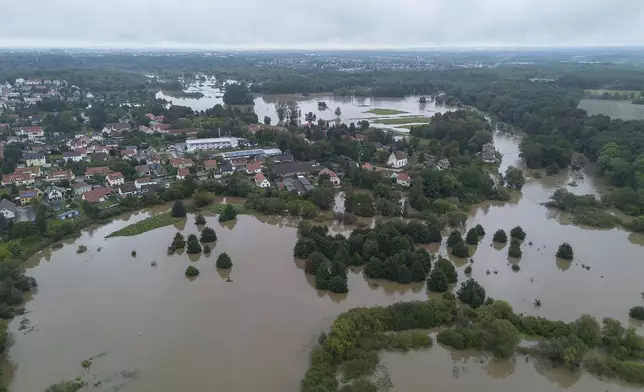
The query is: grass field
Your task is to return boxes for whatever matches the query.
[364,108,408,115]
[374,116,429,125]
[106,212,181,237]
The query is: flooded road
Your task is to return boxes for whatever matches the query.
[6,128,644,392]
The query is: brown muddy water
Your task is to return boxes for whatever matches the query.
[6,133,644,392]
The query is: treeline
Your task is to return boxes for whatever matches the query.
[301,293,644,392]
[409,110,493,154]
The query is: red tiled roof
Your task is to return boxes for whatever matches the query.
[246,161,262,171]
[107,172,124,180]
[255,173,266,182]
[86,166,109,176]
[83,188,112,203]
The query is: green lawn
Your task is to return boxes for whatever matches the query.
[364,108,408,115]
[207,203,246,215]
[374,116,429,125]
[106,212,181,237]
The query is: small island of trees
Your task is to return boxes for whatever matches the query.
[457,278,486,308]
[169,232,186,252]
[200,227,217,243]
[510,226,526,241]
[556,242,574,260]
[493,229,508,243]
[185,265,200,277]
[218,204,238,222]
[186,234,202,254]
[171,201,187,218]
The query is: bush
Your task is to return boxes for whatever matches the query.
[556,242,574,260]
[193,191,215,207]
[510,226,526,241]
[171,201,187,218]
[195,214,206,225]
[508,239,522,258]
[219,204,238,222]
[457,279,486,308]
[216,252,233,269]
[464,265,472,274]
[131,250,136,257]
[474,224,485,237]
[629,306,644,321]
[185,265,200,277]
[492,229,507,243]
[76,245,87,254]
[186,234,202,254]
[465,228,479,245]
[200,226,217,242]
[446,230,463,247]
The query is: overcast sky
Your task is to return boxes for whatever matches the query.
[0,0,643,49]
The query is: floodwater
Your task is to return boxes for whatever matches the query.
[578,98,644,120]
[156,81,456,131]
[6,126,644,392]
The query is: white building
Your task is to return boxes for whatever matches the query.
[185,137,240,152]
[107,172,125,187]
[387,151,409,168]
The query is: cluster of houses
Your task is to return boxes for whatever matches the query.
[0,78,66,110]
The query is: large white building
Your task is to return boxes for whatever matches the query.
[185,137,239,152]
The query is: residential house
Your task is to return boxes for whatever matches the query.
[118,183,139,197]
[395,173,411,187]
[58,210,80,220]
[215,165,234,178]
[23,152,46,167]
[120,149,137,159]
[230,157,247,167]
[92,152,110,163]
[255,173,270,188]
[147,155,161,165]
[102,122,130,134]
[105,140,119,149]
[170,158,194,169]
[437,158,450,171]
[135,165,151,177]
[245,161,262,175]
[149,163,167,177]
[107,172,125,187]
[176,168,189,180]
[16,126,44,141]
[82,187,113,204]
[319,168,341,186]
[15,166,41,178]
[63,151,85,162]
[151,123,171,132]
[203,160,218,172]
[44,186,66,202]
[0,199,16,223]
[85,166,110,178]
[274,162,318,177]
[169,128,198,139]
[272,153,294,163]
[46,170,74,182]
[480,143,498,163]
[134,177,157,189]
[18,188,42,204]
[92,146,110,154]
[73,182,91,196]
[362,162,374,170]
[387,151,408,169]
[2,173,35,186]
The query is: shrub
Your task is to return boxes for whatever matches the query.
[464,265,472,274]
[216,252,233,269]
[76,245,87,254]
[510,226,526,241]
[171,201,187,218]
[508,239,522,258]
[219,204,238,222]
[200,227,217,242]
[186,234,202,254]
[492,229,507,243]
[203,244,212,254]
[195,214,206,225]
[447,230,463,247]
[185,265,200,277]
[170,232,186,250]
[629,306,644,321]
[451,240,470,258]
[474,224,485,237]
[131,250,137,257]
[511,264,520,271]
[193,191,215,207]
[556,243,574,260]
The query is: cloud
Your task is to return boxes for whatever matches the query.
[0,0,643,48]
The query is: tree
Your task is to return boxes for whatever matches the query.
[457,279,486,308]
[427,225,442,243]
[446,230,463,247]
[309,187,335,210]
[275,102,287,123]
[223,82,253,105]
[629,306,644,320]
[504,166,526,190]
[170,232,186,250]
[327,275,348,293]
[186,234,202,254]
[35,207,47,234]
[508,238,522,258]
[335,107,342,117]
[556,242,574,260]
[171,201,186,218]
[219,204,238,222]
[465,228,479,245]
[475,224,486,237]
[263,116,271,125]
[493,229,507,243]
[193,191,214,207]
[216,252,233,269]
[185,265,200,277]
[427,268,449,292]
[200,226,217,242]
[510,226,526,241]
[316,265,330,291]
[435,258,458,283]
[195,214,206,225]
[451,240,469,258]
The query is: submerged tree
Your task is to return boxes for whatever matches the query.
[556,242,574,260]
[447,230,463,247]
[216,252,233,269]
[195,214,206,225]
[510,226,526,241]
[186,234,202,254]
[466,228,480,245]
[170,232,186,250]
[451,240,470,258]
[171,201,187,218]
[508,238,522,258]
[457,278,486,308]
[185,265,200,277]
[493,229,508,243]
[219,204,238,222]
[504,166,526,190]
[200,226,217,242]
[629,306,644,321]
[474,224,486,237]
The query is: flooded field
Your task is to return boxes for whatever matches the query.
[6,122,644,392]
[578,98,644,120]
